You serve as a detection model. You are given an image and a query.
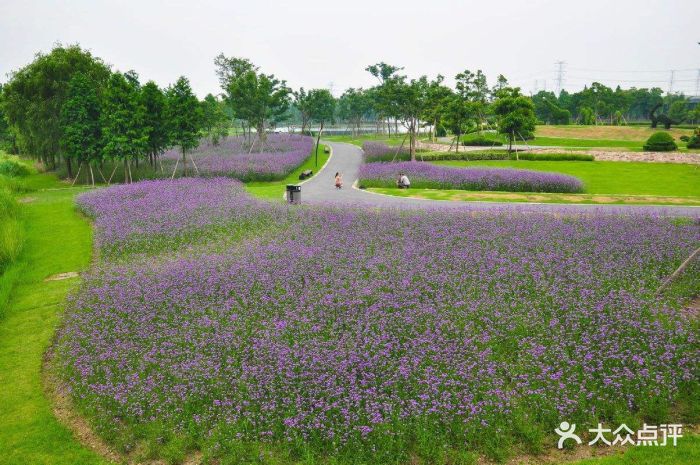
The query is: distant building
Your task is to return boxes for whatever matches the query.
[688,96,699,110]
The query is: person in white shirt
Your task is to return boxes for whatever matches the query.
[397,172,410,189]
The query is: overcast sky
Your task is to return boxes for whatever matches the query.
[1,0,699,97]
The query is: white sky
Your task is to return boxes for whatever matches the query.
[1,0,699,97]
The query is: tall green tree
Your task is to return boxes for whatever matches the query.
[306,89,336,166]
[293,88,314,134]
[0,84,17,154]
[200,93,229,145]
[1,44,111,173]
[393,76,430,161]
[337,88,373,136]
[141,81,171,168]
[422,76,452,141]
[227,70,290,148]
[101,72,148,183]
[60,73,102,184]
[492,87,537,153]
[166,76,202,177]
[366,62,403,135]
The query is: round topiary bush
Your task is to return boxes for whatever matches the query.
[643,132,677,152]
[686,128,700,149]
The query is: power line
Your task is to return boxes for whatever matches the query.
[554,60,566,95]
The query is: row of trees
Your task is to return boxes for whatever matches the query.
[0,45,230,182]
[328,64,535,158]
[531,84,700,127]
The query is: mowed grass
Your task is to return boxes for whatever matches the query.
[324,134,411,147]
[433,160,700,198]
[368,188,700,206]
[245,144,329,199]
[536,125,694,141]
[0,173,111,465]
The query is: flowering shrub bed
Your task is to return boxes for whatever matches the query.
[58,184,699,462]
[359,161,585,193]
[77,177,278,257]
[162,134,314,181]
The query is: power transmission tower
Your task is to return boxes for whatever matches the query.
[668,70,675,94]
[554,61,566,95]
[328,81,335,96]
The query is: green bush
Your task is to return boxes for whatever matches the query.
[420,151,593,162]
[686,128,700,149]
[0,156,31,177]
[0,189,24,273]
[422,151,511,161]
[462,135,503,147]
[514,153,594,161]
[643,132,677,152]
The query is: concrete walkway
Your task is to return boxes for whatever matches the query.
[299,142,700,217]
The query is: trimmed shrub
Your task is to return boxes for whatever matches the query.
[462,135,503,147]
[686,128,700,149]
[643,132,677,152]
[514,153,594,161]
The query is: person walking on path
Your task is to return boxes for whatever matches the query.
[335,172,343,189]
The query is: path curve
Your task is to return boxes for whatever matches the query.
[299,142,700,217]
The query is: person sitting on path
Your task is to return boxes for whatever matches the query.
[397,172,410,189]
[335,172,343,189]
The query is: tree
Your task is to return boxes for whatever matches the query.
[1,44,111,173]
[0,84,18,154]
[337,88,372,136]
[214,54,259,138]
[423,76,452,141]
[393,76,430,161]
[442,94,478,153]
[60,73,102,184]
[293,88,313,134]
[667,100,688,125]
[227,69,290,148]
[101,72,148,183]
[306,89,336,167]
[366,62,403,135]
[492,87,537,153]
[141,81,171,168]
[166,76,202,177]
[200,93,229,145]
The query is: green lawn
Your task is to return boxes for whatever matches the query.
[245,144,329,199]
[433,160,700,198]
[324,134,411,147]
[528,136,641,149]
[0,173,111,465]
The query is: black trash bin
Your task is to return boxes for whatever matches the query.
[286,184,301,204]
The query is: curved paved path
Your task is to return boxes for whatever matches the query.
[300,142,700,217]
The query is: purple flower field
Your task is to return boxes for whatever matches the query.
[162,133,314,181]
[359,161,585,193]
[58,180,699,462]
[76,178,279,257]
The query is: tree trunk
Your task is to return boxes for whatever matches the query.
[315,121,324,167]
[66,157,73,179]
[182,148,187,176]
